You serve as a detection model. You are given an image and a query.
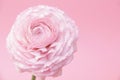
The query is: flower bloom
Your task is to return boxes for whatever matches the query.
[6,5,78,77]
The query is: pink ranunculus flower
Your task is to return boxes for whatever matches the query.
[6,5,78,77]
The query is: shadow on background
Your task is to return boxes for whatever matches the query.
[0,0,2,13]
[117,0,120,6]
[0,0,3,12]
[0,74,4,80]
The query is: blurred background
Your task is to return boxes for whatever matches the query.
[0,0,120,80]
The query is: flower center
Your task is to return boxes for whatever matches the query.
[32,26,42,35]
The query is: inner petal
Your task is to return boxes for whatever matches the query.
[32,26,42,35]
[28,19,58,49]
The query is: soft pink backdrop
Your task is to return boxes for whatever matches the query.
[0,0,120,80]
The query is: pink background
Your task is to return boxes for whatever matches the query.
[0,0,120,80]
